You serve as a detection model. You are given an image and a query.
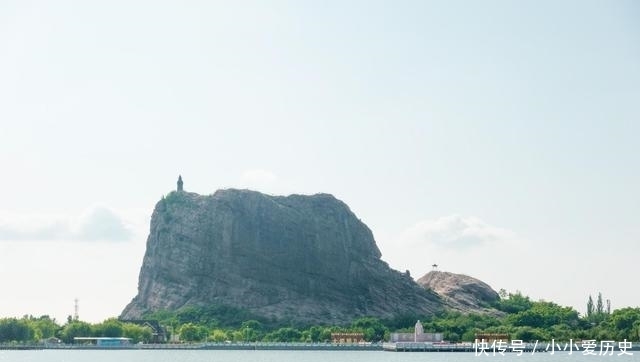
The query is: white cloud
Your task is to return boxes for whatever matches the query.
[0,207,133,242]
[239,168,278,191]
[73,207,133,242]
[398,214,515,249]
[378,214,520,288]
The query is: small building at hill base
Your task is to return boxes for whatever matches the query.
[331,332,364,343]
[74,337,132,346]
[390,320,443,343]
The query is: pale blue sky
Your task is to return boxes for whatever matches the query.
[0,1,638,322]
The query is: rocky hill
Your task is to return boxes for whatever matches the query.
[417,271,500,313]
[121,188,444,324]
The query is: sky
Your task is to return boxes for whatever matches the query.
[0,1,638,323]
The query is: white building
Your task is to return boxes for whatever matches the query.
[390,320,443,343]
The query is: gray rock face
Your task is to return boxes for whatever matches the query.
[416,271,500,313]
[121,189,443,324]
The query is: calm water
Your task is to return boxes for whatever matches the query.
[0,350,638,362]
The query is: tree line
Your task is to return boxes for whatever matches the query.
[1,292,639,344]
[0,316,153,344]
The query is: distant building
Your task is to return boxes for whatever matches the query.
[390,320,443,343]
[42,337,61,345]
[74,337,132,347]
[331,332,364,343]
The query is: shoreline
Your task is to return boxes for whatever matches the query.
[3,342,638,353]
[0,342,382,351]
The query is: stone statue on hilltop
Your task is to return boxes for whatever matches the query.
[177,175,184,192]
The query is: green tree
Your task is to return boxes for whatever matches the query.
[93,318,123,337]
[350,317,387,342]
[497,292,533,314]
[231,330,244,342]
[241,320,263,331]
[209,329,228,342]
[610,308,640,340]
[596,293,604,316]
[122,323,153,343]
[59,321,92,343]
[300,330,311,342]
[513,326,548,342]
[240,320,263,341]
[143,310,179,330]
[319,327,332,342]
[587,295,594,320]
[461,329,478,342]
[26,315,59,341]
[179,323,208,342]
[507,301,579,329]
[0,318,35,342]
[549,324,574,341]
[172,305,265,329]
[445,332,460,343]
[307,326,323,342]
[265,327,301,342]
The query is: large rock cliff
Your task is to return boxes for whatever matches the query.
[121,189,443,324]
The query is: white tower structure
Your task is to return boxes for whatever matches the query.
[414,320,424,342]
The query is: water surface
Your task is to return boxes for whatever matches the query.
[0,350,637,362]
